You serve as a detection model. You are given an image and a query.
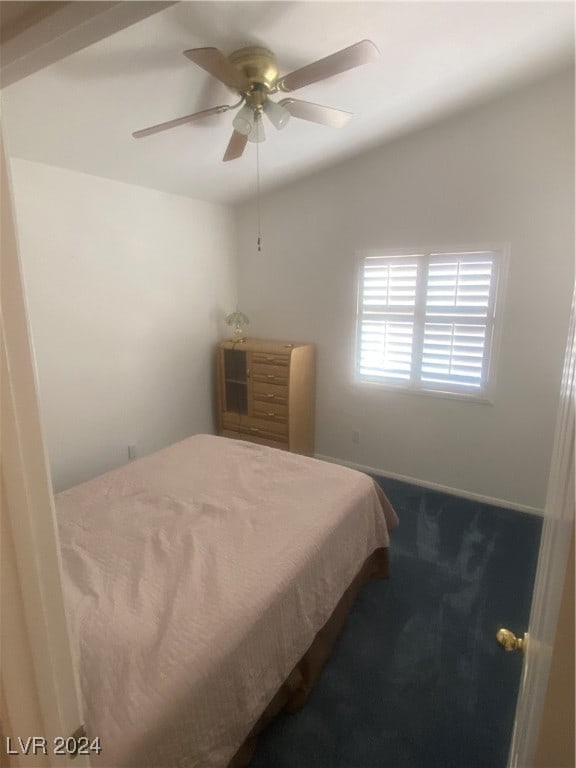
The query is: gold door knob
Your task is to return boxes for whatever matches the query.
[496,628,526,653]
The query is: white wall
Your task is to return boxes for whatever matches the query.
[235,68,574,510]
[10,160,237,492]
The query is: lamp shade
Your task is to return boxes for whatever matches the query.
[264,99,290,130]
[233,104,255,136]
[247,112,265,143]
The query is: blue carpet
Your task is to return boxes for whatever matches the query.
[248,477,543,768]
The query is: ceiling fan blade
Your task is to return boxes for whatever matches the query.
[183,47,251,91]
[223,130,248,162]
[277,39,379,93]
[132,105,231,139]
[279,99,352,128]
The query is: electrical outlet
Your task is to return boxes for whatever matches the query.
[352,430,360,444]
[128,444,137,460]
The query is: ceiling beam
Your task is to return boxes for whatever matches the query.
[0,1,176,88]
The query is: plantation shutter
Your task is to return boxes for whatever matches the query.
[358,256,419,381]
[421,253,496,390]
[357,250,499,395]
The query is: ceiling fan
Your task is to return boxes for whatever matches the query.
[132,40,379,161]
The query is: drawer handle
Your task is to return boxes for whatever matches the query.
[267,374,275,379]
[250,427,260,433]
[266,393,275,399]
[266,356,275,361]
[267,412,275,417]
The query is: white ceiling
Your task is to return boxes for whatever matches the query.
[2,1,574,204]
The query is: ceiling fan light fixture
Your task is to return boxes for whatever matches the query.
[232,103,255,136]
[133,39,380,161]
[247,112,266,143]
[263,99,290,130]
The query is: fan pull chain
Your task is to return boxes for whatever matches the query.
[256,136,262,253]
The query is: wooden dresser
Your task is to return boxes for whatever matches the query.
[216,338,315,455]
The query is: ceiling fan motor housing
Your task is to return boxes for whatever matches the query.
[228,46,279,100]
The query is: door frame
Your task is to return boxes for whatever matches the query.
[1,127,90,766]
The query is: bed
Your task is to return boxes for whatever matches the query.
[55,434,398,768]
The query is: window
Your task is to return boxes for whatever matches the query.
[356,250,501,398]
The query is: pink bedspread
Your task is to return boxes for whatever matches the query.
[56,434,398,767]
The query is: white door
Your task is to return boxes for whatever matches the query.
[507,292,575,767]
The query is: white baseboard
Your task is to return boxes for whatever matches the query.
[314,453,544,517]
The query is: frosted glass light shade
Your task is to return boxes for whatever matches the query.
[247,112,265,143]
[264,99,290,130]
[233,104,255,136]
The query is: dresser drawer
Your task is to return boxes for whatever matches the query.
[252,352,290,367]
[252,366,289,385]
[252,382,288,404]
[240,416,288,438]
[222,414,287,438]
[252,401,288,421]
